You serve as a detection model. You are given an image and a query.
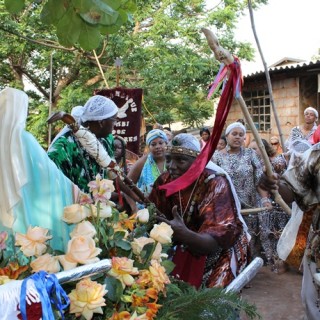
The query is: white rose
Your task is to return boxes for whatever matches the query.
[131,237,155,255]
[150,222,173,244]
[136,208,149,223]
[152,242,168,261]
[30,253,60,273]
[96,203,112,219]
[63,204,88,224]
[70,221,97,238]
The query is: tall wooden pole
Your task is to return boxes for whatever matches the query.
[202,28,291,215]
[247,0,286,149]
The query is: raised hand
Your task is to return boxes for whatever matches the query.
[259,171,280,192]
[157,205,188,243]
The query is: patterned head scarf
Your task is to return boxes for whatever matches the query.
[80,95,118,123]
[167,133,200,158]
[146,129,168,145]
[304,106,318,120]
[225,122,246,136]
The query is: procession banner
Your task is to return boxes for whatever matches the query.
[95,87,143,155]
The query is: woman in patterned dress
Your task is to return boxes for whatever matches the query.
[248,138,289,269]
[149,133,250,288]
[212,122,271,259]
[286,106,318,150]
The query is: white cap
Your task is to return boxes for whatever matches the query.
[80,95,118,123]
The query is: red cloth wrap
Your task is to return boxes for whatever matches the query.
[171,246,207,288]
[159,58,242,196]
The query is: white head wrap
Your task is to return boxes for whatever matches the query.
[225,122,246,136]
[170,133,200,151]
[71,105,84,123]
[304,106,318,119]
[0,88,28,227]
[80,95,118,123]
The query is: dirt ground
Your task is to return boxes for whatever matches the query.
[240,265,306,320]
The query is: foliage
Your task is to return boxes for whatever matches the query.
[4,0,137,50]
[0,0,268,145]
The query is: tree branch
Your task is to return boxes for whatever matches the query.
[0,25,76,51]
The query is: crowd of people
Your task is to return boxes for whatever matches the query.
[1,87,320,319]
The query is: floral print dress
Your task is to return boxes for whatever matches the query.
[212,147,263,259]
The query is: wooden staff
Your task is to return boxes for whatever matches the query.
[202,28,291,215]
[247,0,286,149]
[241,207,269,215]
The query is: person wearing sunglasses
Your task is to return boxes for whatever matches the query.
[48,95,118,193]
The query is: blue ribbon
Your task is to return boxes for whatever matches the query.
[20,271,70,320]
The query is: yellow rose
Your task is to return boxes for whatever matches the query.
[108,257,139,288]
[59,236,101,270]
[149,259,170,292]
[30,253,60,273]
[70,221,97,238]
[131,237,155,255]
[136,208,149,223]
[15,226,52,257]
[69,278,107,320]
[62,204,89,224]
[150,223,173,244]
[0,275,13,285]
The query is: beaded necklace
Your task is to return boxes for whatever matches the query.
[178,177,200,223]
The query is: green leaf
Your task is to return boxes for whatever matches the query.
[121,0,137,13]
[161,260,176,274]
[140,242,155,260]
[80,0,118,26]
[113,231,126,241]
[99,225,108,245]
[107,226,114,237]
[99,10,125,35]
[71,0,94,13]
[101,0,121,10]
[56,7,82,47]
[40,0,67,25]
[115,239,131,250]
[4,0,25,14]
[104,276,123,302]
[78,23,101,50]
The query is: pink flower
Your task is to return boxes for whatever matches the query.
[88,175,115,203]
[78,192,94,205]
[0,231,8,250]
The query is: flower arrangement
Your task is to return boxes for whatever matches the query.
[0,175,260,320]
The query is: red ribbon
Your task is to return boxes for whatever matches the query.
[159,57,242,196]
